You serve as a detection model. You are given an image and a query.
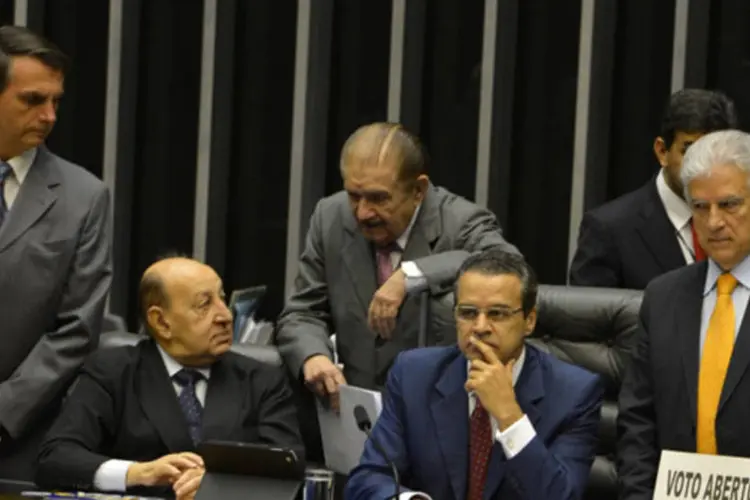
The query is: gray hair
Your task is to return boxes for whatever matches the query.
[681,129,750,201]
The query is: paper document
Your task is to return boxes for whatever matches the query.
[316,384,383,474]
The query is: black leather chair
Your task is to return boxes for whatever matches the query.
[98,331,283,366]
[529,284,642,500]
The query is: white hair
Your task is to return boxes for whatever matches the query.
[681,129,750,201]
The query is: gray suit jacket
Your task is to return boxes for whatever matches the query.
[0,147,111,478]
[275,184,518,389]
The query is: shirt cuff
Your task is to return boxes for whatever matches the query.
[400,492,432,500]
[93,459,135,492]
[401,261,428,294]
[494,414,536,459]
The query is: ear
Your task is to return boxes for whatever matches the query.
[147,306,172,340]
[523,307,537,337]
[654,137,669,168]
[414,174,429,202]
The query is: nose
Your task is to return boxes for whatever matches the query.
[706,206,726,231]
[215,300,232,324]
[356,200,375,221]
[40,100,57,124]
[471,312,492,336]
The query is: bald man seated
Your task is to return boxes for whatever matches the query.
[35,257,303,499]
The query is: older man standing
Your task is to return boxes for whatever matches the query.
[276,122,519,407]
[618,130,750,499]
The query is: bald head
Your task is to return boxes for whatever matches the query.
[139,257,219,334]
[139,257,232,365]
[340,122,426,184]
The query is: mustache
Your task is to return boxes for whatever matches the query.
[359,218,385,228]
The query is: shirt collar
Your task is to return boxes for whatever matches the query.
[466,346,526,388]
[5,147,37,185]
[655,170,692,232]
[704,256,750,296]
[396,203,422,251]
[156,344,211,380]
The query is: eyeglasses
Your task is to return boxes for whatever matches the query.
[454,305,523,323]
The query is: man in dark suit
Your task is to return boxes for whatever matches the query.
[347,250,603,500]
[617,130,750,499]
[276,122,519,406]
[0,26,112,480]
[569,89,737,290]
[36,257,301,499]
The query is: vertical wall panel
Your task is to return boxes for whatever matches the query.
[127,0,204,325]
[419,0,484,201]
[223,0,297,320]
[324,0,392,196]
[606,0,676,199]
[505,0,581,285]
[42,0,109,179]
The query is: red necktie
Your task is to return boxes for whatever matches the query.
[375,243,400,286]
[690,220,707,262]
[467,401,492,500]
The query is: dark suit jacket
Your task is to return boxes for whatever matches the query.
[346,344,603,500]
[0,146,111,480]
[275,184,519,390]
[35,340,302,495]
[569,179,686,290]
[617,262,750,499]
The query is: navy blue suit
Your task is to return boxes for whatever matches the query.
[346,344,603,500]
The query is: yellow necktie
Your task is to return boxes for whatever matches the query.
[697,273,738,454]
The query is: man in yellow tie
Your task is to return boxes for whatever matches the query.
[617,129,750,500]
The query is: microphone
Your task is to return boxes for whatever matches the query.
[353,404,400,499]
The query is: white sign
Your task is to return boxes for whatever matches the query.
[654,450,750,499]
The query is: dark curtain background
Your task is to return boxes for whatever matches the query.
[19,0,750,327]
[323,0,392,195]
[505,0,582,285]
[606,0,676,199]
[419,0,484,202]
[223,0,297,321]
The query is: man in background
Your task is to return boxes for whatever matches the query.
[618,130,750,498]
[570,89,737,290]
[275,122,519,407]
[0,25,112,480]
[347,250,602,500]
[37,257,301,499]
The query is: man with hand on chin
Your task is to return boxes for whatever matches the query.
[346,249,603,500]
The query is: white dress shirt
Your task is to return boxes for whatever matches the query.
[93,346,211,492]
[700,257,750,353]
[401,349,534,500]
[2,147,36,209]
[655,170,695,264]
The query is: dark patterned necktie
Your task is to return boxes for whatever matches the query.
[467,400,492,500]
[173,369,204,445]
[0,162,12,228]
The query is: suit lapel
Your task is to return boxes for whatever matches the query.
[634,181,686,273]
[719,297,750,412]
[678,264,706,426]
[342,212,378,312]
[0,148,59,253]
[484,346,544,499]
[137,341,195,452]
[201,354,242,440]
[400,185,442,264]
[431,348,469,500]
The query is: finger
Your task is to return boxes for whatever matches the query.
[469,336,501,365]
[180,453,204,467]
[382,308,397,339]
[155,464,183,485]
[367,299,379,332]
[333,368,347,386]
[470,359,491,371]
[329,390,341,413]
[165,457,202,471]
[323,373,339,396]
[174,475,203,498]
[312,380,326,396]
[173,469,196,490]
